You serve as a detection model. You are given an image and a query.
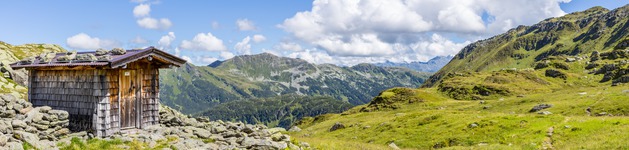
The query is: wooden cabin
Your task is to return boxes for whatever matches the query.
[10,47,186,137]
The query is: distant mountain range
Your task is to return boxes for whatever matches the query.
[159,53,431,114]
[373,55,453,72]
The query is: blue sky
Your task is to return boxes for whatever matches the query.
[0,0,627,66]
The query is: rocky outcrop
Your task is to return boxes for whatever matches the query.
[0,42,67,98]
[545,69,567,79]
[329,122,345,132]
[530,104,553,113]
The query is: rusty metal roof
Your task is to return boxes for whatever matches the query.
[10,47,186,69]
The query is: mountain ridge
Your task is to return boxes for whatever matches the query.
[374,55,453,72]
[423,4,629,87]
[160,52,431,114]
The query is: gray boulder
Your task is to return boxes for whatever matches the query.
[0,120,11,134]
[288,126,301,132]
[95,48,109,56]
[545,69,567,79]
[56,51,77,62]
[11,120,26,129]
[530,104,553,113]
[111,48,126,55]
[0,133,7,146]
[75,54,97,61]
[96,55,111,61]
[13,131,38,144]
[192,128,212,139]
[6,142,22,150]
[389,142,401,150]
[329,122,345,132]
[38,52,56,63]
[48,110,68,120]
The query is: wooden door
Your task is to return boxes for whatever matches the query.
[120,70,138,128]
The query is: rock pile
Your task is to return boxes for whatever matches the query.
[117,105,307,150]
[0,94,71,150]
[0,94,307,150]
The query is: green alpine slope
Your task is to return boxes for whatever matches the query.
[423,5,629,88]
[289,5,629,150]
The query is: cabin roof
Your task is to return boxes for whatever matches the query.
[10,47,186,69]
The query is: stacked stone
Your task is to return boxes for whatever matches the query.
[110,105,308,150]
[0,94,71,150]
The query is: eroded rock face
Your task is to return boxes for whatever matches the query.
[545,69,567,79]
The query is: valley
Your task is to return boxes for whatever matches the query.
[159,53,430,116]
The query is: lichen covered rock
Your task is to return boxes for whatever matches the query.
[111,48,126,55]
[95,48,109,56]
[75,54,97,61]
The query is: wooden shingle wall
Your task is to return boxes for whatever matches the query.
[30,70,102,133]
[141,67,160,128]
[93,70,113,137]
[27,58,163,137]
[107,70,120,134]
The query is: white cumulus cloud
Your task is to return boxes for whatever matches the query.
[200,56,219,64]
[236,19,257,31]
[234,36,252,55]
[252,34,266,43]
[220,51,235,59]
[133,3,172,30]
[137,17,172,30]
[174,47,181,57]
[133,4,151,17]
[66,33,119,50]
[181,55,192,63]
[158,32,176,49]
[180,32,227,51]
[280,0,569,63]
